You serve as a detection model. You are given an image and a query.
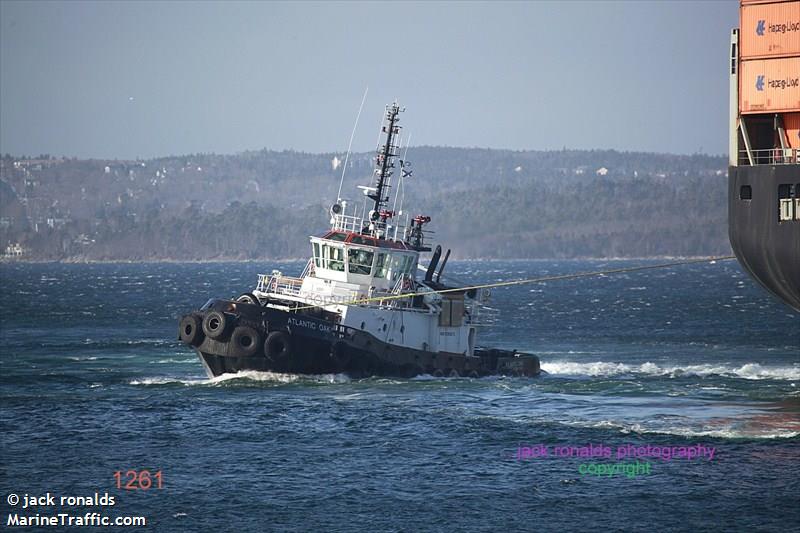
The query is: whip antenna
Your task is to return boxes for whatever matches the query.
[336,87,369,203]
[393,133,411,215]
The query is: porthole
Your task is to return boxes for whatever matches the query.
[739,185,752,200]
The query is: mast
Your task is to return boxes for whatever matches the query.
[368,102,403,218]
[330,101,430,248]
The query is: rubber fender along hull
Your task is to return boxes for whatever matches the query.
[179,299,542,379]
[729,165,800,312]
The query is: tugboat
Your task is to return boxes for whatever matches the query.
[178,102,541,378]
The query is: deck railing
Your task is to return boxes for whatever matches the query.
[739,148,799,166]
[331,213,408,241]
[256,272,303,298]
[331,213,365,234]
[300,258,314,279]
[390,273,415,294]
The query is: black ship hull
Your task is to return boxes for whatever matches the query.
[179,299,541,379]
[729,165,800,312]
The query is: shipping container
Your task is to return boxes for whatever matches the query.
[741,0,794,5]
[740,1,800,58]
[784,112,800,148]
[739,57,800,113]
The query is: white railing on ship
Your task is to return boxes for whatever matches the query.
[331,214,364,233]
[255,259,313,297]
[739,148,799,166]
[300,258,314,278]
[256,272,303,297]
[331,213,408,241]
[391,273,414,295]
[469,303,499,327]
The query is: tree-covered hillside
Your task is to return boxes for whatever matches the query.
[0,148,730,260]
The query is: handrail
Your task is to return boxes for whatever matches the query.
[300,258,314,279]
[739,148,799,166]
[331,213,408,240]
[257,272,303,297]
[391,273,414,295]
[331,213,364,234]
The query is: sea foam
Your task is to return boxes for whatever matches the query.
[541,361,800,380]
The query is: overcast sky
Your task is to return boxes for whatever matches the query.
[1,0,738,160]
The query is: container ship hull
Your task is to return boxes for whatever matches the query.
[729,165,800,311]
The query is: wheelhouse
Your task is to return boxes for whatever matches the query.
[310,230,418,290]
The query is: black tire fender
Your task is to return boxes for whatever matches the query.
[264,330,291,362]
[237,292,260,306]
[202,310,228,340]
[230,326,261,357]
[178,314,204,346]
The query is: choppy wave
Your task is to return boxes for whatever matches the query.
[128,376,206,386]
[209,370,350,384]
[411,373,469,381]
[81,338,176,348]
[558,419,799,439]
[638,426,799,439]
[151,357,197,364]
[129,371,350,387]
[541,361,800,381]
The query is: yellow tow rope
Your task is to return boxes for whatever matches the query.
[289,255,737,312]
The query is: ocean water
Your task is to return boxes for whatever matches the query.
[0,260,798,532]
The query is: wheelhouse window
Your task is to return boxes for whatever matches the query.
[313,242,322,268]
[348,234,377,246]
[374,253,389,278]
[323,244,344,271]
[323,231,348,242]
[388,254,415,281]
[404,256,414,274]
[348,248,374,275]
